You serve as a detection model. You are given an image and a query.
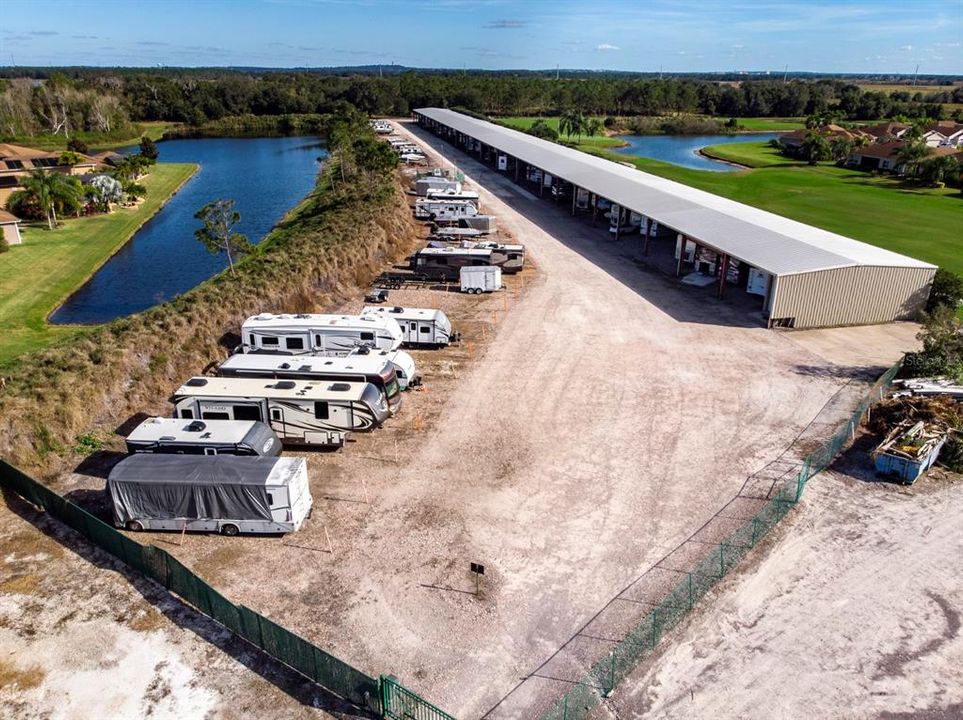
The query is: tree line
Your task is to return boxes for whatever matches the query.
[1,70,958,141]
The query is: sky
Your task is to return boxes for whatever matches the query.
[1,0,961,75]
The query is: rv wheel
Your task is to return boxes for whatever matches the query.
[221,523,240,537]
[126,520,144,532]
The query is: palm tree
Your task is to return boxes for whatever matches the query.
[19,169,82,230]
[829,136,854,164]
[919,155,960,187]
[586,117,604,137]
[559,110,587,141]
[895,139,930,177]
[801,131,831,165]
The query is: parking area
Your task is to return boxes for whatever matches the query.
[44,120,923,718]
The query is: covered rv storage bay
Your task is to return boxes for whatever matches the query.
[413,108,936,329]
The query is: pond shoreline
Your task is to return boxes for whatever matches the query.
[45,163,200,325]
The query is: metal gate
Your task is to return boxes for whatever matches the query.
[380,675,457,720]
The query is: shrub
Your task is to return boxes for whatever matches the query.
[0,235,8,254]
[926,268,963,313]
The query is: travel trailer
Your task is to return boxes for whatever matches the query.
[241,313,403,355]
[217,352,403,414]
[362,348,419,390]
[410,246,493,281]
[460,266,502,294]
[415,177,460,196]
[361,306,456,347]
[425,187,481,204]
[430,240,523,273]
[171,376,390,447]
[125,417,281,457]
[108,455,312,535]
[414,198,478,221]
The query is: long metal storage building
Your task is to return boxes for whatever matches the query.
[413,108,936,329]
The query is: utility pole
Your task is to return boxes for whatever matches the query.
[913,64,919,86]
[783,64,788,83]
[556,64,559,81]
[659,64,663,80]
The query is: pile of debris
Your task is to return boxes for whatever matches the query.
[867,394,961,437]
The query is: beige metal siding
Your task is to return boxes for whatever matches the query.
[770,266,935,329]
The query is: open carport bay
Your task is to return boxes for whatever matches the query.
[63,121,921,719]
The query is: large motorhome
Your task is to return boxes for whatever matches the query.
[125,417,281,457]
[217,352,403,414]
[425,187,480,204]
[241,313,403,355]
[428,240,524,273]
[410,246,494,281]
[108,455,312,535]
[361,306,455,347]
[171,376,390,447]
[414,198,478,221]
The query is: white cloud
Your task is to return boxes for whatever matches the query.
[899,44,913,51]
[595,43,619,51]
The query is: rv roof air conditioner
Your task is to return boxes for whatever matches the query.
[329,383,352,392]
[186,378,208,387]
[186,420,207,432]
[274,380,297,390]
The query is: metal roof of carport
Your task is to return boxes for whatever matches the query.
[415,108,936,277]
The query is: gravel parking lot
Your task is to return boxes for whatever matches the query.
[6,120,924,719]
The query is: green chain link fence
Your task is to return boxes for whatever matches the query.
[539,361,901,720]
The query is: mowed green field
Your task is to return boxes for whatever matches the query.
[498,115,804,133]
[580,140,963,275]
[0,162,197,365]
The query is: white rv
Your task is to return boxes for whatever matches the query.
[414,198,478,221]
[217,352,403,414]
[361,306,456,347]
[410,246,493,281]
[460,266,501,294]
[171,376,390,448]
[108,455,312,535]
[241,313,403,355]
[125,417,281,457]
[425,187,480,204]
[415,177,460,196]
[364,348,419,389]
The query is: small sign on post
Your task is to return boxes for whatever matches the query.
[470,562,485,595]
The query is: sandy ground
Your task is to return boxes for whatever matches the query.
[4,119,926,719]
[0,495,367,720]
[600,446,963,720]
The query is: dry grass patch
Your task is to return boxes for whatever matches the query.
[0,658,46,691]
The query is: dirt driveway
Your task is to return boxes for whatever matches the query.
[13,120,923,719]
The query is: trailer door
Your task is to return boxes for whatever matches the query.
[408,321,417,343]
[269,405,285,438]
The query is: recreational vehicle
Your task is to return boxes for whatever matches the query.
[415,177,460,196]
[414,198,478,221]
[410,246,494,281]
[125,417,281,457]
[361,306,456,347]
[108,455,312,535]
[217,352,403,414]
[241,313,403,355]
[430,240,524,273]
[171,376,390,447]
[458,215,497,233]
[425,187,481,204]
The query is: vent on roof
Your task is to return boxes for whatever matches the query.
[298,365,312,372]
[329,383,352,392]
[279,362,291,370]
[186,421,207,433]
[274,380,297,390]
[391,306,404,313]
[186,378,208,387]
[159,435,176,441]
[355,346,370,355]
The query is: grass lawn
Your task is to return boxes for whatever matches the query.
[578,143,963,275]
[0,162,197,366]
[733,117,804,131]
[700,140,802,168]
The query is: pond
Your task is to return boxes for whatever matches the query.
[51,136,325,325]
[611,133,779,172]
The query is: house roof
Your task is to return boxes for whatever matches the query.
[415,107,935,276]
[922,122,963,139]
[0,209,21,224]
[779,124,869,143]
[0,143,59,160]
[853,141,904,159]
[861,122,911,139]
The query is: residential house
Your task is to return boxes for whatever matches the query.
[847,141,905,172]
[921,121,963,148]
[860,122,912,142]
[0,209,23,246]
[0,142,98,207]
[778,124,871,153]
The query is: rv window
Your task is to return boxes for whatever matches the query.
[233,405,262,422]
[360,332,374,341]
[261,336,279,346]
[248,334,255,346]
[202,412,230,420]
[267,493,274,505]
[285,337,305,350]
[420,326,431,334]
[314,402,329,419]
[180,409,194,419]
[314,334,322,346]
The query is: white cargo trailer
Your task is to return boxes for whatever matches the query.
[125,417,281,457]
[108,454,312,535]
[361,306,456,347]
[241,313,402,355]
[460,265,502,294]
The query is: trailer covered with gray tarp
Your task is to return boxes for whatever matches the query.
[108,454,312,535]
